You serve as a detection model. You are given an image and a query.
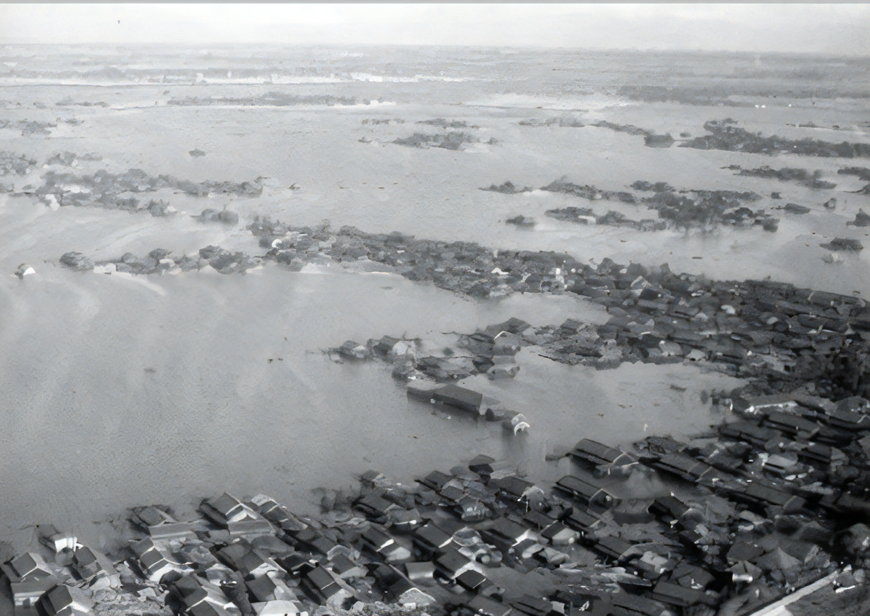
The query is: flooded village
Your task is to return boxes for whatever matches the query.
[5,210,870,615]
[3,6,870,616]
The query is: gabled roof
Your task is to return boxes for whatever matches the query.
[648,495,690,521]
[42,584,93,616]
[763,410,820,436]
[73,547,97,568]
[468,595,513,616]
[205,493,246,520]
[362,525,394,551]
[252,599,305,616]
[413,522,452,550]
[189,601,234,616]
[486,517,529,544]
[493,475,535,499]
[217,541,250,565]
[560,507,600,532]
[302,565,341,599]
[540,522,577,544]
[42,585,73,615]
[130,537,157,559]
[651,453,719,483]
[138,547,169,572]
[570,439,632,466]
[554,475,615,507]
[134,505,176,527]
[355,494,396,517]
[593,535,633,560]
[456,569,488,592]
[246,574,295,603]
[430,384,483,414]
[434,549,473,578]
[415,470,452,492]
[512,594,556,616]
[4,552,51,582]
[651,580,720,607]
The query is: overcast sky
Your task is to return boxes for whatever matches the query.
[1,3,868,55]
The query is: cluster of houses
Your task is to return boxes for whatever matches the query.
[335,256,869,409]
[3,388,870,616]
[53,207,870,402]
[1,525,119,616]
[25,214,870,615]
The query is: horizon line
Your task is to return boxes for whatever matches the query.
[2,42,869,58]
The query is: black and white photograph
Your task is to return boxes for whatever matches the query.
[1,3,869,615]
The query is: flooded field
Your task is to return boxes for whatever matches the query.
[1,45,869,556]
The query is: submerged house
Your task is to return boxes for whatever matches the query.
[170,573,237,616]
[482,517,534,552]
[412,521,454,554]
[130,537,186,583]
[0,552,59,610]
[431,384,484,414]
[72,546,120,588]
[200,493,274,538]
[725,481,808,514]
[466,595,513,616]
[188,602,238,616]
[554,475,616,510]
[354,493,399,520]
[569,439,636,474]
[40,584,93,616]
[246,572,299,604]
[407,383,484,415]
[299,564,351,605]
[37,525,78,556]
[361,525,412,563]
[644,133,675,148]
[216,540,281,580]
[415,470,453,492]
[491,475,537,508]
[649,452,723,486]
[131,505,194,540]
[434,548,477,580]
[250,495,309,534]
[250,599,308,616]
[246,572,307,616]
[731,394,799,418]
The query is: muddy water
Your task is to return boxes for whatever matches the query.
[0,261,742,553]
[3,93,867,294]
[0,46,867,553]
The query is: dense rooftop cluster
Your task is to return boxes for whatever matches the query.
[0,151,37,177]
[27,168,263,213]
[724,166,836,190]
[483,178,781,232]
[0,119,64,136]
[335,258,870,400]
[58,216,870,400]
[167,93,357,107]
[392,132,492,151]
[5,387,870,616]
[680,120,870,158]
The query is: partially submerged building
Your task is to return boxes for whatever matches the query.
[131,505,194,540]
[0,552,59,611]
[200,493,274,538]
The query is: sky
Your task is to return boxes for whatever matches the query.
[0,3,868,56]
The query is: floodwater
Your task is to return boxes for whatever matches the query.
[0,46,868,553]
